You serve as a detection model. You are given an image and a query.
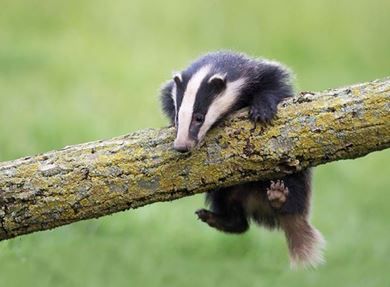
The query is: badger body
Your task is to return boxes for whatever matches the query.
[160,51,325,268]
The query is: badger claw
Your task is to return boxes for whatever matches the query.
[249,106,274,124]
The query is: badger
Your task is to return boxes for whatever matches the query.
[160,51,325,268]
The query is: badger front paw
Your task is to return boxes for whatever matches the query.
[249,105,275,124]
[267,180,289,209]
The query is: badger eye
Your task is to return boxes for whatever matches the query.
[194,113,204,124]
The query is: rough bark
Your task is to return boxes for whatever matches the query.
[0,77,389,241]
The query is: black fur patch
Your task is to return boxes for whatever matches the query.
[160,80,175,125]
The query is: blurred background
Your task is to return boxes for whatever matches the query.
[0,0,389,286]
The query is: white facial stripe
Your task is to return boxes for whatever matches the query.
[198,78,247,141]
[171,84,177,126]
[176,65,211,144]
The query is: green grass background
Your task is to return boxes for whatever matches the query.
[0,0,389,286]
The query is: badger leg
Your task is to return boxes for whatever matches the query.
[195,208,249,233]
[195,188,249,234]
[248,64,294,124]
[267,170,326,268]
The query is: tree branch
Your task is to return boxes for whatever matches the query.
[1,77,389,241]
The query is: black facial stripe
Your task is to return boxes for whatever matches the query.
[193,77,217,113]
[187,76,222,140]
[189,121,202,141]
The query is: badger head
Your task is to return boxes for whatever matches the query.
[163,65,246,153]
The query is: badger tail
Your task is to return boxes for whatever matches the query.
[279,215,326,269]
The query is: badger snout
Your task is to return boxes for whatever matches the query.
[174,138,196,153]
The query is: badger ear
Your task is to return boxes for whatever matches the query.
[208,73,226,90]
[172,72,183,86]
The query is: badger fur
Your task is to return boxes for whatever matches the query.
[160,51,325,268]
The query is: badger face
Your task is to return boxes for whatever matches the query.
[171,65,246,153]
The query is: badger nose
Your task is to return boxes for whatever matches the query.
[174,139,193,153]
[174,144,190,153]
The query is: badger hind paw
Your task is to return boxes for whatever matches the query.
[267,180,289,209]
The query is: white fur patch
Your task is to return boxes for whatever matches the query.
[176,65,211,145]
[198,77,247,142]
